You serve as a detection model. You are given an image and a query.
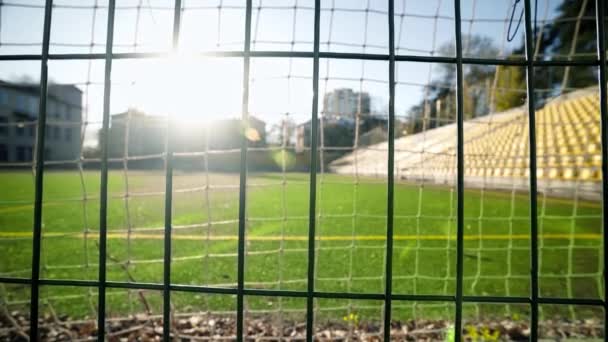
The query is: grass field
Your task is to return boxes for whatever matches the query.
[0,170,604,325]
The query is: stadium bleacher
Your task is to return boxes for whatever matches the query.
[330,87,602,199]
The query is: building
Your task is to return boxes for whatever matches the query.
[294,116,392,153]
[296,88,379,153]
[0,80,82,163]
[107,110,166,159]
[322,88,371,117]
[106,109,266,161]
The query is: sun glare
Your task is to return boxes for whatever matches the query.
[129,55,242,123]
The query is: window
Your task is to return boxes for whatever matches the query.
[14,146,20,161]
[28,96,38,114]
[16,95,27,112]
[53,126,61,140]
[71,107,80,122]
[0,117,7,135]
[15,122,25,137]
[16,145,32,162]
[48,100,56,118]
[64,127,72,142]
[59,103,68,119]
[0,89,8,106]
[28,123,35,137]
[0,144,7,161]
[64,105,72,121]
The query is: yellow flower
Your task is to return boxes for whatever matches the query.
[342,312,359,325]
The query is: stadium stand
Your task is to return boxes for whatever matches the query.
[330,87,602,199]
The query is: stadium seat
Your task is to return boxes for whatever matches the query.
[332,87,603,184]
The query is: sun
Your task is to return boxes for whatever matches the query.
[130,54,243,122]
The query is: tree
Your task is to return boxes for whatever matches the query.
[406,35,505,133]
[513,0,598,94]
[269,116,296,146]
[492,65,527,112]
[404,2,600,136]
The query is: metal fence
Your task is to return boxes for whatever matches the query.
[0,0,607,341]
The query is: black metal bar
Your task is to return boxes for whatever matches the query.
[252,51,314,59]
[318,51,388,60]
[453,0,465,341]
[3,275,607,306]
[392,294,455,302]
[161,1,181,341]
[106,281,164,291]
[97,0,116,339]
[161,107,174,340]
[306,0,321,341]
[0,54,44,61]
[383,0,396,340]
[0,277,30,285]
[462,57,598,67]
[245,289,309,298]
[463,296,530,304]
[29,0,53,339]
[537,297,605,306]
[170,284,238,295]
[522,0,539,340]
[236,0,252,340]
[2,278,98,287]
[594,1,608,341]
[313,291,384,300]
[41,279,98,287]
[0,49,603,68]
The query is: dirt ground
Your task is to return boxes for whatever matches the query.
[0,310,605,341]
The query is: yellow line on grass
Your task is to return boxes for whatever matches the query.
[0,232,601,241]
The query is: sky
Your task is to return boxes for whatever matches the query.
[0,0,568,144]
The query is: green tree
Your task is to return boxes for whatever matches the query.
[492,65,527,112]
[515,0,598,93]
[406,35,502,133]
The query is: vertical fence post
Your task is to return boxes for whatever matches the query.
[305,1,321,341]
[29,0,53,339]
[383,0,396,340]
[594,1,608,340]
[236,0,253,340]
[97,0,116,340]
[522,1,539,340]
[453,0,465,341]
[306,0,321,342]
[162,1,182,341]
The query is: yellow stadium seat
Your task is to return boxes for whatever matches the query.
[575,155,587,166]
[562,168,576,180]
[587,143,600,153]
[378,92,601,183]
[536,168,544,178]
[548,168,560,179]
[579,167,600,181]
[560,155,574,166]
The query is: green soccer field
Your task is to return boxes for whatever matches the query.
[0,170,603,323]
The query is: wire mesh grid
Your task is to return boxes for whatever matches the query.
[0,0,607,341]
